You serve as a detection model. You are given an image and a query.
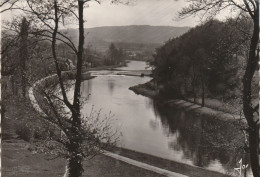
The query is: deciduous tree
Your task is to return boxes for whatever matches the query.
[2,1,119,177]
[179,1,259,176]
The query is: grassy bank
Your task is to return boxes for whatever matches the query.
[2,139,165,177]
[3,83,164,177]
[129,80,244,118]
[129,81,157,98]
[2,137,230,177]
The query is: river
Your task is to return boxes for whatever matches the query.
[78,60,251,176]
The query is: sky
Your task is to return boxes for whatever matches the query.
[1,0,233,29]
[83,0,196,28]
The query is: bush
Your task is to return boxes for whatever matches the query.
[160,83,183,99]
[34,127,55,140]
[15,123,33,142]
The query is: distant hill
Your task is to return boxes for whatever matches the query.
[62,25,190,52]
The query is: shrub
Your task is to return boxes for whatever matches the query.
[15,123,33,142]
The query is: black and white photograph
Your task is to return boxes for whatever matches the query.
[1,0,259,177]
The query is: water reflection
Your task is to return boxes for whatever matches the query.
[107,79,115,95]
[78,60,252,176]
[152,101,251,175]
[81,78,92,99]
[149,119,160,131]
[118,60,151,71]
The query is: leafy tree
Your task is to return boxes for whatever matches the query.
[152,20,236,102]
[105,43,125,65]
[2,17,32,97]
[19,17,29,97]
[108,43,117,65]
[179,1,259,176]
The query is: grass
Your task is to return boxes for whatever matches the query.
[185,97,243,115]
[2,140,165,177]
[2,140,66,177]
[130,80,247,117]
[2,138,232,177]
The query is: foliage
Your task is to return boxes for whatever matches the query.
[152,18,251,101]
[2,1,121,177]
[104,43,126,65]
[15,123,33,142]
[179,1,259,176]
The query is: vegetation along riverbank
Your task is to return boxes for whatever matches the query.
[129,80,245,122]
[2,0,259,176]
[2,67,231,177]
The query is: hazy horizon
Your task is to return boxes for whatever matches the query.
[65,24,191,29]
[1,0,233,29]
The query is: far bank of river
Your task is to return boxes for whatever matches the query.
[129,82,244,122]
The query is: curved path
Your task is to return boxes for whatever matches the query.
[28,72,188,177]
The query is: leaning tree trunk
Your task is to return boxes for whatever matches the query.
[242,4,259,177]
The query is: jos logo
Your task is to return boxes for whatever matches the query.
[234,158,248,176]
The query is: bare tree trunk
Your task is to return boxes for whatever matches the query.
[64,138,84,177]
[242,3,259,176]
[73,0,84,113]
[201,77,205,107]
[19,17,29,98]
[66,157,83,177]
[192,80,196,103]
[64,152,83,177]
[51,1,84,176]
[192,64,196,103]
[65,1,85,177]
[248,127,259,177]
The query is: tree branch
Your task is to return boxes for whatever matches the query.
[243,0,254,18]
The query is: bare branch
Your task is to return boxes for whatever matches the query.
[248,0,256,11]
[25,1,78,53]
[230,0,248,12]
[243,0,254,18]
[0,0,19,13]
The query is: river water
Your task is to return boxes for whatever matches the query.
[79,60,251,176]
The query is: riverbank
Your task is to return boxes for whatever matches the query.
[86,62,127,71]
[129,81,158,98]
[2,139,165,177]
[109,147,230,177]
[2,136,229,177]
[3,61,234,177]
[3,79,165,177]
[129,81,243,122]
